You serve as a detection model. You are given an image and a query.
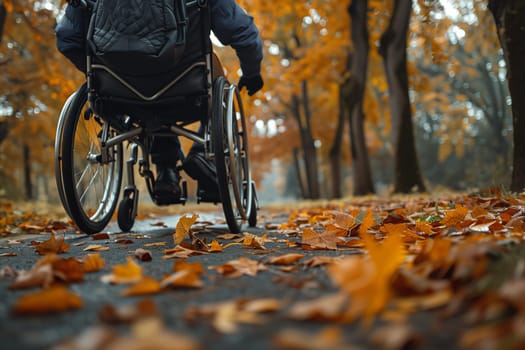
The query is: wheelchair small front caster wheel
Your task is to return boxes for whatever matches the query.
[117,197,135,232]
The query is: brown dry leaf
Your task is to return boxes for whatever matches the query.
[53,325,118,350]
[301,228,337,250]
[134,248,152,262]
[185,299,273,334]
[83,253,106,272]
[288,293,347,321]
[242,232,267,249]
[273,327,350,350]
[0,252,17,257]
[216,233,241,240]
[144,242,167,247]
[161,270,204,289]
[13,285,83,315]
[173,214,199,245]
[370,323,422,350]
[101,257,142,284]
[9,264,54,289]
[121,276,163,296]
[99,299,158,324]
[303,256,345,268]
[214,257,267,278]
[161,260,205,288]
[440,204,469,227]
[35,233,70,255]
[92,233,110,240]
[162,244,208,259]
[52,257,85,282]
[266,253,304,265]
[83,244,110,252]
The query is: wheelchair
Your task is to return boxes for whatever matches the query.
[54,0,258,234]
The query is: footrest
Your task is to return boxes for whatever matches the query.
[153,180,187,206]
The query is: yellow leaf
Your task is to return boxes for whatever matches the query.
[173,214,199,245]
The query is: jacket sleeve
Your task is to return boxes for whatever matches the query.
[210,0,263,78]
[55,4,88,72]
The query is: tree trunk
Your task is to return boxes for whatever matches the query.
[329,84,346,199]
[0,1,6,43]
[300,81,320,199]
[293,147,307,199]
[348,0,375,195]
[23,143,32,200]
[489,0,525,192]
[379,0,426,193]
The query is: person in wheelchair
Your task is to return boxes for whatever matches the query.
[55,0,264,203]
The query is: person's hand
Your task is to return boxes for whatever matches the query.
[238,74,263,96]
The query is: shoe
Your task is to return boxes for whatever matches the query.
[182,152,220,201]
[153,166,181,205]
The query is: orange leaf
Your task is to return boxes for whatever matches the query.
[301,228,337,250]
[83,253,105,272]
[35,233,70,255]
[359,210,374,236]
[266,253,304,265]
[440,204,469,227]
[173,214,199,245]
[121,276,163,296]
[101,257,142,284]
[52,258,85,282]
[14,286,83,315]
[209,240,223,252]
[214,257,267,278]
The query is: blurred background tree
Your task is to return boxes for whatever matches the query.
[0,0,516,204]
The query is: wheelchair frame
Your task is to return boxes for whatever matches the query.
[54,0,258,234]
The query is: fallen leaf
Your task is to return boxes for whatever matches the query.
[83,253,106,272]
[266,253,304,265]
[370,323,422,350]
[99,299,158,324]
[288,293,347,321]
[92,233,110,240]
[134,248,153,262]
[0,252,17,257]
[9,264,54,289]
[101,257,142,284]
[52,257,85,282]
[13,286,83,315]
[273,326,350,350]
[209,240,223,252]
[35,233,70,255]
[301,228,337,250]
[144,242,167,247]
[214,257,267,278]
[174,214,199,245]
[83,244,110,252]
[121,276,163,296]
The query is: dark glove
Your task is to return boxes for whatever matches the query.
[238,74,263,96]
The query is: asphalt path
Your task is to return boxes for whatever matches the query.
[0,210,461,350]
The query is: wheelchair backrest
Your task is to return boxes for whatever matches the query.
[86,0,212,121]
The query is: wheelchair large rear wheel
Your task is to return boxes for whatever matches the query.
[212,77,257,233]
[55,84,123,234]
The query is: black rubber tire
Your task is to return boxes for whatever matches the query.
[248,182,258,227]
[117,197,135,232]
[57,84,123,234]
